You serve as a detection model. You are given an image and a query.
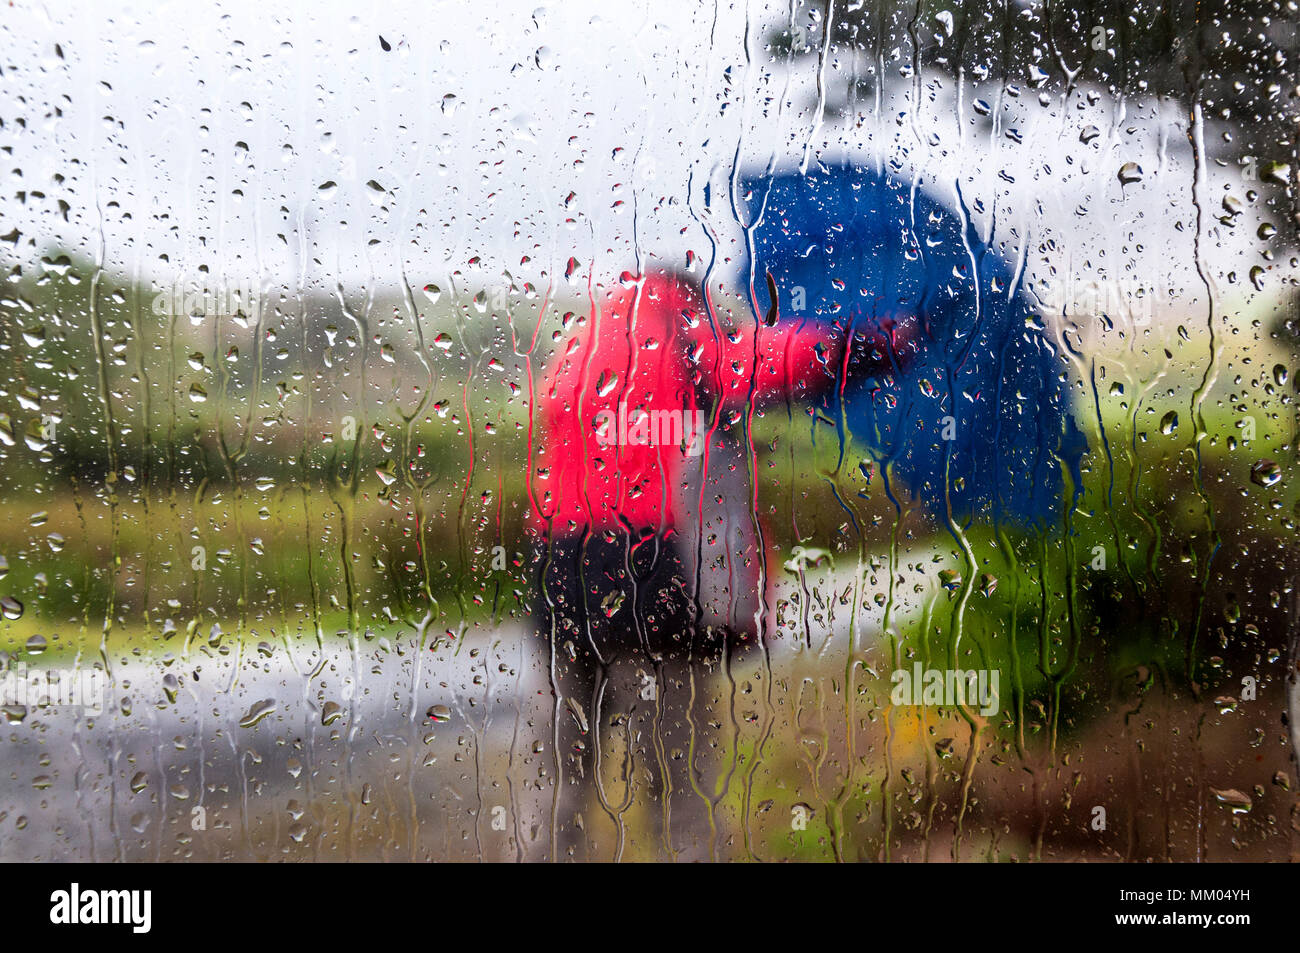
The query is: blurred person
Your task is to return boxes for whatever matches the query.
[528,269,839,859]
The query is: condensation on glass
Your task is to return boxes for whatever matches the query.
[0,0,1295,861]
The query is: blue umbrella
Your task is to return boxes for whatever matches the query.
[745,161,1086,529]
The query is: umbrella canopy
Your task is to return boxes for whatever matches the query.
[745,162,1086,529]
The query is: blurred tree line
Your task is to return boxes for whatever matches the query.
[767,0,1298,240]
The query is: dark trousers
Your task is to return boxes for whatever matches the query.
[532,532,752,859]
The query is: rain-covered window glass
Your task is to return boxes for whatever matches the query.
[0,0,1295,864]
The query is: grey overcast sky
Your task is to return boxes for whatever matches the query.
[1,0,1283,330]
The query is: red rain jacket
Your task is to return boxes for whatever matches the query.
[530,273,837,538]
